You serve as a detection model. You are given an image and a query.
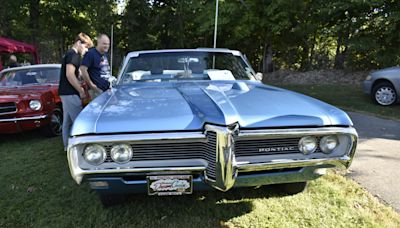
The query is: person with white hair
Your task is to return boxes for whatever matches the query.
[9,55,19,68]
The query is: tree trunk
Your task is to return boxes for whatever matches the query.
[308,34,316,70]
[334,26,349,69]
[262,42,273,73]
[300,43,310,71]
[334,32,344,69]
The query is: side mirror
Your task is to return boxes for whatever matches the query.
[255,72,263,81]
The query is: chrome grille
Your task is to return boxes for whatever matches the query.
[235,137,322,156]
[0,102,17,114]
[204,131,216,179]
[103,132,217,179]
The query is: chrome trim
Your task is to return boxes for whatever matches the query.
[0,110,17,115]
[68,132,206,146]
[204,124,238,191]
[0,103,17,115]
[0,115,47,123]
[67,126,358,189]
[237,156,351,172]
[237,127,358,168]
[238,127,357,139]
[118,48,248,83]
[68,146,205,184]
[67,132,207,184]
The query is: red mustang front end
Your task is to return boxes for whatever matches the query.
[0,64,63,136]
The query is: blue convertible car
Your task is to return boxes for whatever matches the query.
[67,49,358,206]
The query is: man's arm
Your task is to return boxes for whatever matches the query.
[80,65,102,92]
[66,64,86,99]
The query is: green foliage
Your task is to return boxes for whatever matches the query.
[277,84,400,121]
[1,0,399,71]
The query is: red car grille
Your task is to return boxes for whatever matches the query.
[0,102,17,115]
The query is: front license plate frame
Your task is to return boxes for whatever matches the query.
[147,175,193,196]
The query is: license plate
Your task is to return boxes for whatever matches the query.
[147,175,192,196]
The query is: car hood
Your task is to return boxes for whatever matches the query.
[71,81,353,135]
[372,66,400,75]
[0,85,53,102]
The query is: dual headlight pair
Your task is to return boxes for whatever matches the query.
[298,135,339,155]
[83,144,133,166]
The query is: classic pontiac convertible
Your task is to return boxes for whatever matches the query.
[67,49,357,206]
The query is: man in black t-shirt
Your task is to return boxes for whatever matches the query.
[58,33,93,151]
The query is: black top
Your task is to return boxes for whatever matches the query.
[58,49,81,96]
[9,62,20,68]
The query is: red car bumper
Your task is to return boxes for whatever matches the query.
[0,114,50,134]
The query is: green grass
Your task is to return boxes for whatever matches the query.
[1,133,400,227]
[273,84,400,121]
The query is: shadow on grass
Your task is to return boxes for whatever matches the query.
[90,185,292,227]
[0,128,296,227]
[0,129,49,144]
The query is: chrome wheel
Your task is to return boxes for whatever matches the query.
[42,108,63,137]
[375,86,396,106]
[50,109,63,136]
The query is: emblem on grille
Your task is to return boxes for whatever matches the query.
[258,146,295,152]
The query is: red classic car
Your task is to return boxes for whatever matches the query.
[0,64,63,136]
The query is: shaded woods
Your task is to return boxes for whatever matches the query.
[1,0,399,72]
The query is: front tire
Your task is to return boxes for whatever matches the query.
[42,108,63,137]
[278,182,308,195]
[98,194,126,207]
[372,81,397,106]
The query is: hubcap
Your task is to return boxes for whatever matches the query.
[375,87,396,105]
[51,111,63,135]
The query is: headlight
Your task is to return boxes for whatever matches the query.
[29,100,42,110]
[110,144,133,163]
[319,135,339,154]
[83,144,107,165]
[365,75,372,81]
[298,136,317,155]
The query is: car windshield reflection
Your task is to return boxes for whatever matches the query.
[120,51,255,84]
[0,68,60,87]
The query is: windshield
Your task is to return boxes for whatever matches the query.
[0,67,60,87]
[119,51,255,85]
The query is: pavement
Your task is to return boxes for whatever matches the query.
[346,112,400,212]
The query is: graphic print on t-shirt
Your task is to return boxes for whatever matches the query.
[99,55,111,81]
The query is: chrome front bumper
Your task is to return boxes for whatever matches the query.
[0,114,47,122]
[67,126,358,191]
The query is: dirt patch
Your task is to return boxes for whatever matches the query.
[263,69,370,85]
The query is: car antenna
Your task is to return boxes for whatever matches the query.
[110,24,114,77]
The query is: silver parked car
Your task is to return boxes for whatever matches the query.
[363,67,400,106]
